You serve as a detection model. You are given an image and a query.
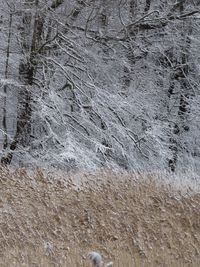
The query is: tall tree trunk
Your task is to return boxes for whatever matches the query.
[168,1,192,172]
[1,0,44,164]
[1,13,13,154]
[98,0,108,37]
[130,0,137,19]
[144,0,151,13]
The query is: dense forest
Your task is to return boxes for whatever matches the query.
[0,0,200,172]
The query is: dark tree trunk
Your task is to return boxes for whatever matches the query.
[144,0,151,12]
[168,2,192,172]
[1,1,44,165]
[1,13,13,154]
[130,0,137,19]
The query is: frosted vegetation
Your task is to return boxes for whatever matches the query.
[1,169,200,266]
[0,0,200,172]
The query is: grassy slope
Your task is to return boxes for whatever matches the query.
[0,167,200,266]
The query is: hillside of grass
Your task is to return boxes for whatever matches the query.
[0,167,200,266]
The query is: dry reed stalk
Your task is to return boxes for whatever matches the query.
[0,167,200,266]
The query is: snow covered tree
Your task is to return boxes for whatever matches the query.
[0,0,200,172]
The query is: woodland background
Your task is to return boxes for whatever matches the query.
[0,0,200,172]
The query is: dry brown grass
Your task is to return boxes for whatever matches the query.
[0,167,200,266]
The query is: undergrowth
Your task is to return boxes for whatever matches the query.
[0,167,200,266]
